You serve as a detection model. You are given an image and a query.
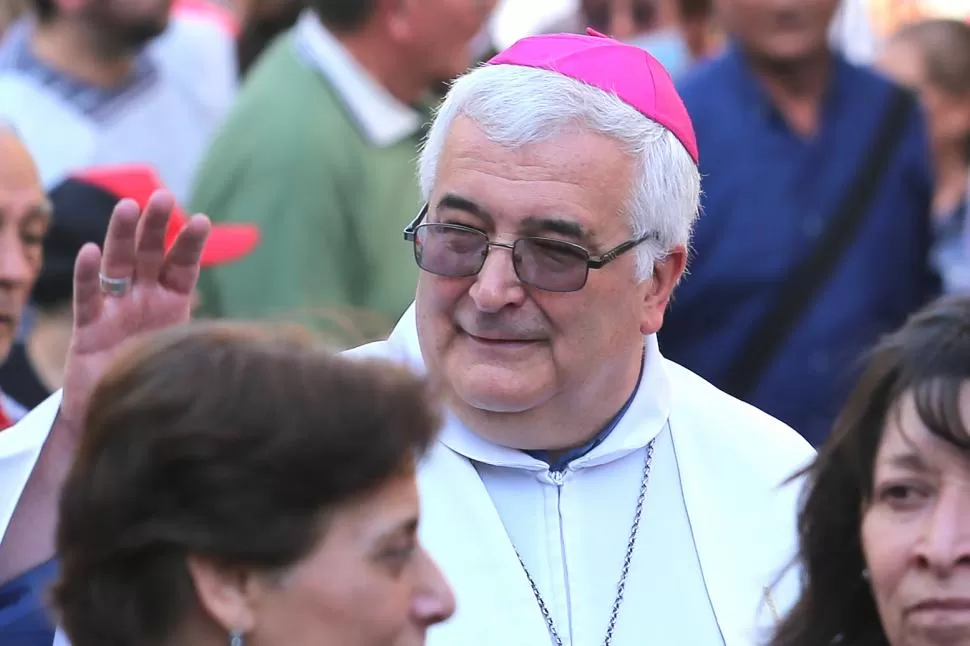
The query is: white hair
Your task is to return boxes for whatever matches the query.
[418,64,702,281]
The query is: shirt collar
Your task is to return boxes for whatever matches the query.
[293,10,422,147]
[524,351,644,471]
[721,41,852,126]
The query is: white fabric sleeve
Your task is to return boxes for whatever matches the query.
[0,390,62,544]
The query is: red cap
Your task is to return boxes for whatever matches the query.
[488,28,698,164]
[73,164,260,267]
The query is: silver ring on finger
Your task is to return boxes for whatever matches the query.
[98,273,132,297]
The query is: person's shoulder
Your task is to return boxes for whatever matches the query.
[216,37,349,146]
[193,42,351,185]
[664,358,815,468]
[833,54,924,129]
[237,33,327,101]
[836,56,928,164]
[675,50,735,103]
[341,338,424,376]
[341,304,423,371]
[0,76,96,189]
[342,339,398,361]
[148,7,239,109]
[836,54,901,100]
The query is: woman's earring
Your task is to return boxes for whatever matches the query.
[862,568,871,581]
[229,629,245,646]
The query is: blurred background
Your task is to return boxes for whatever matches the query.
[0,0,969,441]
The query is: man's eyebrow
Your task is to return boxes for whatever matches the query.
[521,215,589,242]
[436,193,493,226]
[436,194,591,242]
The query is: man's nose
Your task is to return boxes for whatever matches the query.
[468,244,526,313]
[916,487,970,575]
[412,547,456,627]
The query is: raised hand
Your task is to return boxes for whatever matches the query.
[60,190,211,429]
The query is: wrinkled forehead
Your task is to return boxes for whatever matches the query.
[430,115,636,240]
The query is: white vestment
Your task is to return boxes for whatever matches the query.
[347,304,815,646]
[0,304,815,646]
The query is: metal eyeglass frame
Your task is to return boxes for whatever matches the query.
[402,203,655,292]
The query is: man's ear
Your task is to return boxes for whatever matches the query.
[186,554,259,636]
[376,0,414,42]
[639,245,687,336]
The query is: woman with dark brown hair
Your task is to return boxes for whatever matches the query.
[51,322,454,646]
[770,295,970,646]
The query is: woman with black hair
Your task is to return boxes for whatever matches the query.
[771,294,970,646]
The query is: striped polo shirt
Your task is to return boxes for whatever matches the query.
[0,12,237,201]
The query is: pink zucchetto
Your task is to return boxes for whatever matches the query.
[488,28,699,164]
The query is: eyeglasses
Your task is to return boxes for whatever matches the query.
[402,204,654,293]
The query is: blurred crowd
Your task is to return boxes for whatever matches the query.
[0,0,966,442]
[1,0,970,645]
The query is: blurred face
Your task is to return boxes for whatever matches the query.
[581,0,658,39]
[0,133,50,362]
[224,472,454,646]
[715,0,838,64]
[79,0,173,50]
[415,116,683,449]
[878,40,970,153]
[861,390,970,646]
[393,0,496,84]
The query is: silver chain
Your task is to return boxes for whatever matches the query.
[512,439,656,646]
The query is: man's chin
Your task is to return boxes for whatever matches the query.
[451,373,550,415]
[465,395,537,415]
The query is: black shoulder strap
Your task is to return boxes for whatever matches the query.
[720,86,915,401]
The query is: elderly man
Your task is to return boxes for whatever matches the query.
[0,127,51,423]
[0,158,255,644]
[189,0,495,346]
[2,31,813,646]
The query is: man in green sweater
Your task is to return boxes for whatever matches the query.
[189,0,493,346]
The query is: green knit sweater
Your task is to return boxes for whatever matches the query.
[189,33,422,347]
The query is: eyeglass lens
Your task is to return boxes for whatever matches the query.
[414,224,590,292]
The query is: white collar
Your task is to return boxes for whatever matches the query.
[383,303,671,471]
[294,10,422,147]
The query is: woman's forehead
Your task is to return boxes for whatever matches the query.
[876,392,970,473]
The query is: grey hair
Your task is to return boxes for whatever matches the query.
[418,64,701,281]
